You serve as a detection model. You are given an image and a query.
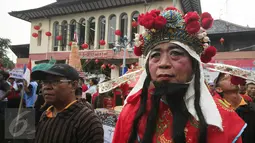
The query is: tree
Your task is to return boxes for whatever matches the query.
[0,38,15,69]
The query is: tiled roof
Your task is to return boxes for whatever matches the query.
[207,19,255,34]
[9,0,202,22]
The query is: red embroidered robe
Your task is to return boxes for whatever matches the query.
[112,90,246,143]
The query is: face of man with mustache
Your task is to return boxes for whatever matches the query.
[148,42,193,84]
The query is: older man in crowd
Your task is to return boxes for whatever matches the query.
[32,64,103,143]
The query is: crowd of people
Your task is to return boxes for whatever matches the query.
[0,6,255,143]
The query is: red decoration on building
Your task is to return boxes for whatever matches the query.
[132,21,138,27]
[34,25,40,30]
[99,40,106,46]
[68,42,72,46]
[32,33,38,38]
[95,59,99,64]
[45,32,52,36]
[220,38,224,45]
[56,35,62,41]
[82,43,89,49]
[115,30,122,36]
[101,64,106,69]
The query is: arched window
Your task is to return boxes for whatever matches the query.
[120,13,128,37]
[61,21,68,51]
[131,11,140,41]
[53,21,59,51]
[78,18,86,49]
[88,17,95,49]
[99,16,106,49]
[70,20,76,42]
[108,15,116,48]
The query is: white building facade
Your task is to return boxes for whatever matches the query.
[9,0,201,77]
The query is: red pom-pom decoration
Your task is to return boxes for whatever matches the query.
[119,83,130,96]
[154,16,167,29]
[45,32,52,36]
[139,13,155,29]
[134,46,142,56]
[149,9,161,17]
[82,43,88,49]
[184,12,200,24]
[99,40,106,46]
[34,25,40,30]
[202,18,214,29]
[32,33,38,38]
[115,30,122,36]
[200,54,212,63]
[204,46,217,57]
[186,21,200,34]
[56,35,62,41]
[201,12,212,20]
[231,76,246,85]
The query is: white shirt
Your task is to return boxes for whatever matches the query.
[85,85,97,95]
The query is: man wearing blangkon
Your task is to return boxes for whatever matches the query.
[32,64,103,143]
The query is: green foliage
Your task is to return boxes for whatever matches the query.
[0,38,14,69]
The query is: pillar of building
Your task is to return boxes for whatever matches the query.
[115,14,120,43]
[57,24,61,51]
[127,13,132,48]
[94,16,99,49]
[85,19,90,47]
[67,24,71,51]
[104,16,109,49]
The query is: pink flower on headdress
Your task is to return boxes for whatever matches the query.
[154,16,167,29]
[184,11,200,24]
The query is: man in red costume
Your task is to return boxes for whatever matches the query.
[112,6,246,143]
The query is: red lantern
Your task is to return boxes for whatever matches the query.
[132,21,138,27]
[110,65,115,69]
[82,43,89,49]
[56,35,62,41]
[220,38,224,45]
[95,59,99,64]
[107,64,111,67]
[45,31,52,36]
[68,42,72,46]
[115,30,122,36]
[34,25,40,30]
[101,64,106,69]
[99,40,106,46]
[32,33,38,38]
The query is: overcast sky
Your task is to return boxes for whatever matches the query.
[1,0,254,62]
